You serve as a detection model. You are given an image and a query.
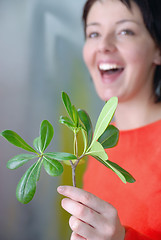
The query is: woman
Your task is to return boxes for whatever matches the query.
[57,0,161,239]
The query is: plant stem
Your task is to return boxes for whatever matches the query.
[70,159,80,187]
[72,164,76,187]
[74,132,78,158]
[71,131,86,187]
[71,131,79,187]
[70,160,77,187]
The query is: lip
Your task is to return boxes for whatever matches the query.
[97,61,124,83]
[100,68,124,83]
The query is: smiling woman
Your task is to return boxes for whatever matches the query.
[57,0,161,240]
[83,0,161,104]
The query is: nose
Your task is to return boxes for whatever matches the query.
[98,34,116,53]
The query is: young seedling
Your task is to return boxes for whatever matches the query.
[0,92,135,204]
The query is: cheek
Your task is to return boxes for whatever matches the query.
[122,42,155,67]
[83,44,88,65]
[123,48,144,64]
[83,43,93,70]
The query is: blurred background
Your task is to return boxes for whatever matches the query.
[0,0,103,239]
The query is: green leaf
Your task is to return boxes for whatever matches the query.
[7,154,37,169]
[78,109,93,148]
[87,141,108,160]
[37,160,43,182]
[81,128,87,154]
[61,92,74,121]
[59,116,75,129]
[72,105,79,127]
[43,156,63,176]
[33,137,41,152]
[16,161,42,204]
[106,160,136,183]
[44,152,77,161]
[98,125,119,149]
[91,97,118,147]
[1,130,37,153]
[39,120,54,152]
[93,156,135,183]
[93,156,127,183]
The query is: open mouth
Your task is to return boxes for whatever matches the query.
[98,63,124,76]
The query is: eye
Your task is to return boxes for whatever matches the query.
[120,29,135,36]
[86,32,100,39]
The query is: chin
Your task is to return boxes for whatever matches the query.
[97,89,119,102]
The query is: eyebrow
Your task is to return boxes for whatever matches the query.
[86,22,100,27]
[116,19,140,25]
[86,19,139,28]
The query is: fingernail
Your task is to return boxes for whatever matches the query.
[57,186,64,193]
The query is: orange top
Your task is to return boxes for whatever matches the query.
[83,120,161,240]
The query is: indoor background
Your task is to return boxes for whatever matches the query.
[0,0,103,239]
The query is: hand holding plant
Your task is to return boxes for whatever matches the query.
[0,92,135,204]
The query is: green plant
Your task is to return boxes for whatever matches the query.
[0,92,135,204]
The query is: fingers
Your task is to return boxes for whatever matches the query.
[61,197,102,229]
[57,186,125,240]
[71,232,86,240]
[57,185,112,216]
[69,216,99,240]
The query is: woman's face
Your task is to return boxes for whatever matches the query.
[83,0,161,102]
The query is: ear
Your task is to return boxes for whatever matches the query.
[153,48,161,65]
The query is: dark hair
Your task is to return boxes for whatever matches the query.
[82,0,161,102]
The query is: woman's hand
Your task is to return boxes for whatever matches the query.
[57,186,125,240]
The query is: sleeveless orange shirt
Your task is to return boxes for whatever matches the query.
[83,120,161,240]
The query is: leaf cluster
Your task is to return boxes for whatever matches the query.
[0,92,135,204]
[59,92,135,184]
[1,120,76,204]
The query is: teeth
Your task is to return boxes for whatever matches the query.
[99,63,122,71]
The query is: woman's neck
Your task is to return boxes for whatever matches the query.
[115,97,161,130]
